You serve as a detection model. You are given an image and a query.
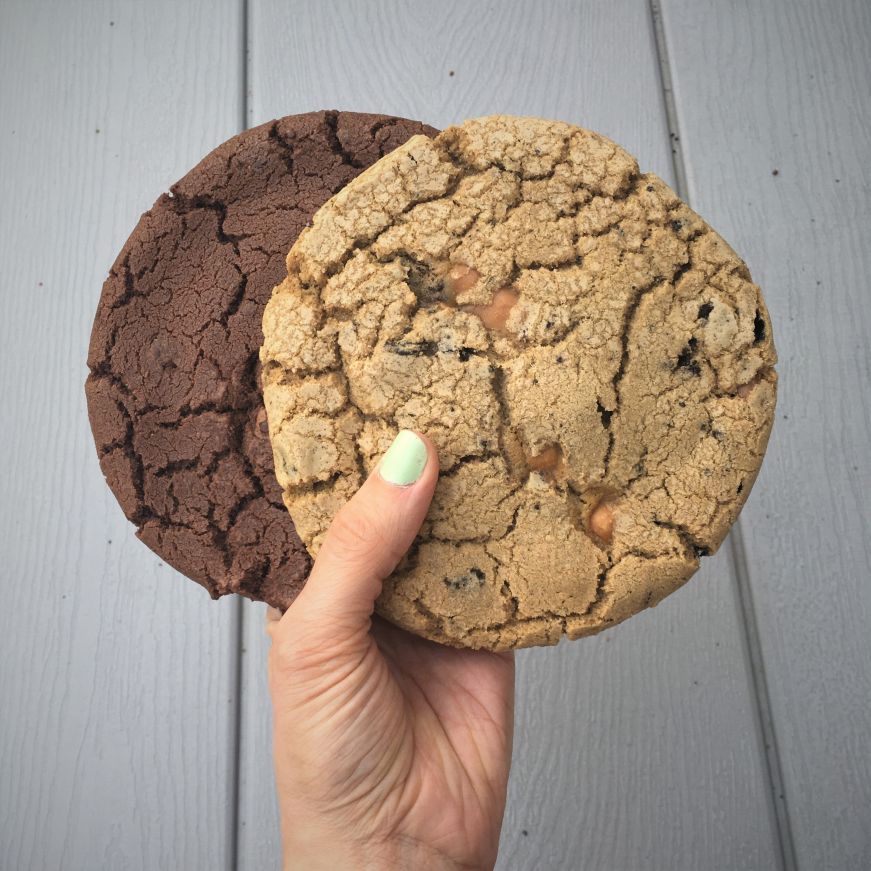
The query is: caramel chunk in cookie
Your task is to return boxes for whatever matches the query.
[445,263,481,297]
[464,287,520,331]
[589,500,615,544]
[527,443,563,476]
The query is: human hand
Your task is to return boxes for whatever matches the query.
[267,430,515,871]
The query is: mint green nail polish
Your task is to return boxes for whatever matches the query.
[380,430,428,486]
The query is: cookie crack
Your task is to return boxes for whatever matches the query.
[602,280,645,476]
[286,471,344,498]
[439,130,572,183]
[581,568,611,619]
[301,164,472,292]
[152,457,201,478]
[440,450,504,476]
[488,363,518,480]
[651,517,710,558]
[324,110,365,169]
[108,256,137,311]
[501,578,520,620]
[603,249,696,478]
[168,192,249,253]
[93,353,275,591]
[267,122,296,176]
[410,596,449,636]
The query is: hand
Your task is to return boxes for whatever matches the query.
[267,431,515,871]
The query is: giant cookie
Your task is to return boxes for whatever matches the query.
[261,115,777,649]
[86,111,436,607]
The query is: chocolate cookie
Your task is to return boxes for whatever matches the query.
[86,111,437,608]
[261,115,777,649]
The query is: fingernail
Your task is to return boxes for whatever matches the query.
[379,430,428,486]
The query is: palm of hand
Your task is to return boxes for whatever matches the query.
[370,619,515,868]
[273,618,515,871]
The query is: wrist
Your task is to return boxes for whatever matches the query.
[284,835,481,871]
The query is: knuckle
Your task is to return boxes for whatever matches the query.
[269,629,316,678]
[269,636,297,673]
[269,622,346,685]
[327,506,387,561]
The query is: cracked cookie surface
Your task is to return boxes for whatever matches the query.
[261,115,777,649]
[86,111,436,608]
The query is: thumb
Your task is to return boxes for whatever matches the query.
[273,430,438,645]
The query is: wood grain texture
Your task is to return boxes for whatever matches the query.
[660,1,871,868]
[238,2,780,869]
[0,2,242,869]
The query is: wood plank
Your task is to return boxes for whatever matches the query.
[238,2,782,869]
[0,3,242,869]
[659,1,871,867]
[238,601,282,871]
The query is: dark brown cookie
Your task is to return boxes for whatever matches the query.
[86,111,437,608]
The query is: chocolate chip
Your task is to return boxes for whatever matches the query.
[753,309,766,342]
[400,254,445,304]
[444,570,486,591]
[385,338,439,357]
[675,338,701,375]
[458,346,474,362]
[670,219,683,232]
[697,301,713,320]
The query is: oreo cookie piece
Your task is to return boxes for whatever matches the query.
[86,111,437,608]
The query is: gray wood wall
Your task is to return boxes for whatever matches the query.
[1,1,868,869]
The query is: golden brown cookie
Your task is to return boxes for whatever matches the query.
[260,116,777,650]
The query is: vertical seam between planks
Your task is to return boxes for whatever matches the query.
[242,0,251,129]
[648,2,797,870]
[230,4,250,869]
[728,525,798,871]
[229,598,244,871]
